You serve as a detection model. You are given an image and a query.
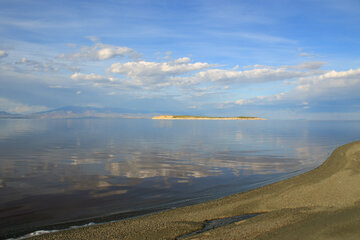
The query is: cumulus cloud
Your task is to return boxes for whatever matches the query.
[60,42,141,61]
[71,72,138,90]
[109,58,211,75]
[69,47,348,106]
[0,97,49,114]
[70,57,214,92]
[0,50,8,58]
[71,72,114,82]
[107,60,312,89]
[108,58,213,88]
[72,57,331,97]
[176,67,306,86]
[174,57,191,64]
[231,68,360,107]
[296,68,360,95]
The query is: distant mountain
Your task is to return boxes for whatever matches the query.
[38,106,107,114]
[0,111,25,119]
[29,106,152,119]
[37,106,152,114]
[0,106,180,119]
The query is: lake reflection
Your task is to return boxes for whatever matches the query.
[0,119,359,238]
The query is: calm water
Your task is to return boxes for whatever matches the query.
[0,119,359,238]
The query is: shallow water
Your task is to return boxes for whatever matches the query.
[0,119,359,238]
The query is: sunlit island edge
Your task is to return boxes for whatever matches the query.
[152,115,266,120]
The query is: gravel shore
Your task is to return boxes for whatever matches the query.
[30,141,360,240]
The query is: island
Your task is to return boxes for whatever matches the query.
[152,115,266,120]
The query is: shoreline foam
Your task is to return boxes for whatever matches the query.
[29,141,360,239]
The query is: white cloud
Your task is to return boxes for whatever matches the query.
[15,57,58,72]
[109,59,211,76]
[170,62,324,87]
[71,72,138,90]
[243,64,273,69]
[85,36,100,43]
[68,49,349,105]
[0,97,49,114]
[235,96,266,105]
[296,68,360,95]
[234,99,249,105]
[108,59,213,88]
[70,57,213,92]
[0,50,8,58]
[60,42,141,61]
[97,47,133,60]
[72,59,330,99]
[243,62,325,71]
[239,32,296,44]
[48,85,69,89]
[12,57,79,73]
[231,68,360,106]
[71,72,114,82]
[174,57,191,64]
[180,67,305,85]
[297,48,314,57]
[286,61,326,70]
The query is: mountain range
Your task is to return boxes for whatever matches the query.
[0,106,160,119]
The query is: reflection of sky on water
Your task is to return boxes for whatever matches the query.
[1,120,359,198]
[0,119,359,237]
[0,119,46,141]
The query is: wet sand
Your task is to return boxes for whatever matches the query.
[30,141,360,240]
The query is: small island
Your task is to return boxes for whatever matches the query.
[152,115,266,120]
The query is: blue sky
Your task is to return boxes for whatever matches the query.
[0,0,360,119]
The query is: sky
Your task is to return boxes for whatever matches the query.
[0,0,360,119]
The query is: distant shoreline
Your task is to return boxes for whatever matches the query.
[152,115,266,120]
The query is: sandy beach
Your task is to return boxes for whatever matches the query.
[29,140,360,240]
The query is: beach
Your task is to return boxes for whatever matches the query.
[27,140,360,239]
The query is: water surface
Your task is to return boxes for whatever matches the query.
[0,119,359,238]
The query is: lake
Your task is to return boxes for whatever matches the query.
[0,119,359,239]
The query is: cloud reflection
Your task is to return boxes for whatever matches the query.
[1,119,355,237]
[0,119,337,204]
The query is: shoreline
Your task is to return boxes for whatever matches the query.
[30,141,360,239]
[152,115,266,120]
